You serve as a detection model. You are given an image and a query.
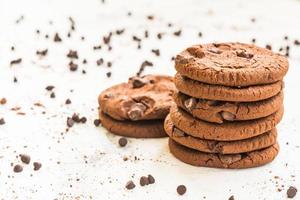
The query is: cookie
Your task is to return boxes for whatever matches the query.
[99,75,175,121]
[173,90,284,123]
[165,115,277,154]
[169,139,279,169]
[169,106,283,141]
[174,73,283,102]
[175,42,288,87]
[99,111,166,138]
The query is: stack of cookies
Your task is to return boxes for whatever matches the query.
[99,75,175,138]
[165,43,289,169]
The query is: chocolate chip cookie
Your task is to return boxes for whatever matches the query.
[175,43,288,87]
[174,73,283,102]
[173,90,284,123]
[165,115,277,154]
[100,112,166,138]
[169,139,279,169]
[99,75,175,121]
[169,106,283,141]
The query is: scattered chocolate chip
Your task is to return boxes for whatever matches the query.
[251,18,256,23]
[125,180,135,190]
[94,119,101,127]
[127,12,132,16]
[67,50,78,59]
[54,33,62,42]
[45,34,49,39]
[140,176,149,186]
[198,32,203,37]
[116,29,125,35]
[106,72,112,78]
[136,60,153,76]
[0,118,5,125]
[0,98,7,105]
[127,103,147,120]
[72,113,81,123]
[96,58,104,66]
[157,33,163,39]
[20,154,31,164]
[147,174,155,184]
[65,99,72,104]
[118,137,128,147]
[11,46,15,51]
[251,38,256,43]
[93,45,102,50]
[131,77,147,88]
[36,49,48,56]
[228,195,235,200]
[284,36,289,40]
[107,62,112,67]
[265,44,272,50]
[50,92,56,98]
[103,32,112,44]
[45,85,55,91]
[173,30,182,36]
[287,186,297,198]
[151,49,160,56]
[80,117,87,123]
[177,185,187,195]
[67,117,74,128]
[236,50,253,59]
[13,164,23,173]
[33,162,42,171]
[69,61,78,71]
[14,77,18,83]
[144,30,149,38]
[132,36,141,42]
[167,23,173,27]
[147,15,154,20]
[82,59,87,64]
[294,40,300,45]
[10,58,22,66]
[36,29,40,34]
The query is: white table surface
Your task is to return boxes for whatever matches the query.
[1,0,300,199]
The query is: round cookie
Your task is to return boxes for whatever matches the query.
[169,139,279,169]
[164,115,277,154]
[99,112,166,138]
[174,73,283,102]
[99,75,175,121]
[175,42,288,87]
[173,90,284,123]
[169,106,283,141]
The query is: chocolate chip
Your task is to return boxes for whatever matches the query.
[0,118,5,125]
[287,186,297,198]
[177,185,186,195]
[94,119,101,127]
[33,162,42,171]
[220,111,236,121]
[140,176,149,186]
[198,32,203,37]
[265,44,272,50]
[96,58,104,66]
[173,30,182,36]
[132,36,141,42]
[184,97,197,112]
[67,117,74,128]
[65,99,72,104]
[67,50,78,59]
[118,137,128,147]
[131,77,147,88]
[69,61,78,71]
[151,49,160,56]
[50,92,56,98]
[20,154,31,164]
[228,195,235,200]
[157,33,162,39]
[72,113,81,123]
[80,117,87,123]
[147,174,155,184]
[127,103,147,120]
[45,85,55,91]
[116,29,125,35]
[187,46,205,58]
[36,49,48,56]
[10,58,22,66]
[13,164,23,173]
[173,127,185,137]
[147,15,154,20]
[54,33,62,42]
[236,50,253,59]
[106,72,112,78]
[294,40,300,46]
[0,98,7,105]
[125,180,135,190]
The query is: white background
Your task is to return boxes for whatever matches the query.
[0,0,300,199]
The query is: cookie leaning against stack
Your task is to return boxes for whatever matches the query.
[166,42,288,169]
[99,75,176,138]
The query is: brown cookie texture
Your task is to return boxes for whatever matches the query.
[99,75,175,121]
[173,90,284,123]
[169,139,279,169]
[99,112,166,138]
[164,115,277,154]
[174,73,283,102]
[175,42,288,87]
[169,106,283,141]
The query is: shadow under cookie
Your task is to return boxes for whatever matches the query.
[99,111,167,138]
[169,138,279,169]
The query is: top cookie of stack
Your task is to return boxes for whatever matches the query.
[166,42,288,169]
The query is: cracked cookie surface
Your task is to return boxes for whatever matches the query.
[175,42,288,87]
[173,90,284,123]
[169,105,283,141]
[99,75,175,121]
[99,112,166,138]
[169,138,279,169]
[165,115,277,154]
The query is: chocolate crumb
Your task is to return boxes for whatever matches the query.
[0,98,7,105]
[96,58,104,66]
[228,195,235,200]
[265,44,272,50]
[54,33,62,42]
[69,61,78,71]
[287,186,297,198]
[10,58,22,66]
[125,180,135,190]
[151,49,160,56]
[45,85,55,91]
[67,117,74,128]
[20,154,31,164]
[36,49,48,56]
[0,118,5,125]
[148,174,155,184]
[67,50,78,59]
[106,72,112,78]
[140,176,149,186]
[13,165,23,173]
[65,99,72,104]
[50,92,56,98]
[119,137,128,147]
[147,15,154,20]
[177,185,187,195]
[198,32,203,37]
[94,119,101,127]
[33,162,42,171]
[173,30,182,36]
